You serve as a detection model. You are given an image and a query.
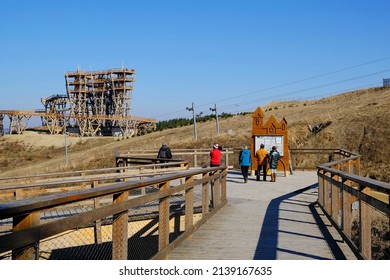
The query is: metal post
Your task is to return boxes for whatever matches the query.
[186,102,198,141]
[210,103,220,135]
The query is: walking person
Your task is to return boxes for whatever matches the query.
[210,143,222,167]
[157,143,172,165]
[239,146,251,183]
[255,144,269,181]
[268,146,280,182]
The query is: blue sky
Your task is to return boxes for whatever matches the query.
[1,0,390,127]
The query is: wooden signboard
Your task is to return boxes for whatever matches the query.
[250,107,289,175]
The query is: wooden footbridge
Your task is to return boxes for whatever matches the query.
[0,148,389,260]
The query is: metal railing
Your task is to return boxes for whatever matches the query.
[0,164,227,260]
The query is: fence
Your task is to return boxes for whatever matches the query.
[115,148,234,169]
[0,159,190,201]
[0,163,228,260]
[316,149,390,260]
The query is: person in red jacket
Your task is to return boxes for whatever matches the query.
[210,143,222,167]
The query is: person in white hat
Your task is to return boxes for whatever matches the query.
[210,143,222,167]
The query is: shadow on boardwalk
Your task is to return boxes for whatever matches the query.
[168,170,357,260]
[254,183,347,260]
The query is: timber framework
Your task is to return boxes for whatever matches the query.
[0,67,156,137]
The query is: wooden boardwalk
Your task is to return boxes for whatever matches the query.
[168,170,357,260]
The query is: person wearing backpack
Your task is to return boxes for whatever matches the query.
[268,146,280,182]
[157,143,172,164]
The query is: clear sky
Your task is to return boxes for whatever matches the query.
[1,0,390,127]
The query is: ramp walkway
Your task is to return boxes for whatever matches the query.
[168,170,357,260]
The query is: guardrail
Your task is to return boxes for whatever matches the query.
[0,159,190,201]
[116,148,234,169]
[316,149,390,260]
[0,165,227,260]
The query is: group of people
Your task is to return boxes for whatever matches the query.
[255,144,280,182]
[157,142,280,183]
[239,144,280,183]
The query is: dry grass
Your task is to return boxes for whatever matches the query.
[1,86,390,181]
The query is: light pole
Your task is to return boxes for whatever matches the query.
[210,103,220,135]
[186,102,198,141]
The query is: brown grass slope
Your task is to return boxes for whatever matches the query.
[1,86,389,182]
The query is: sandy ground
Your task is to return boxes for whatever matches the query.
[2,130,88,148]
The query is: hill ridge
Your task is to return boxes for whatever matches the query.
[1,86,389,182]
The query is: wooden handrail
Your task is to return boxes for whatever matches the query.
[0,166,228,260]
[116,148,235,168]
[316,149,390,260]
[0,160,189,183]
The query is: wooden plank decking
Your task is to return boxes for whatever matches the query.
[168,170,357,260]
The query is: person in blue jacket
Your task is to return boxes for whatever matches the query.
[239,146,252,183]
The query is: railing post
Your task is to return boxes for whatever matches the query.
[112,190,129,260]
[202,172,210,216]
[14,189,22,200]
[185,176,195,230]
[92,180,102,244]
[158,182,170,254]
[211,170,221,208]
[12,212,40,260]
[81,172,86,189]
[220,169,227,203]
[225,150,229,168]
[360,186,372,259]
[342,187,353,238]
[318,171,324,207]
[324,174,332,214]
[193,150,198,167]
[331,180,340,226]
[139,167,146,195]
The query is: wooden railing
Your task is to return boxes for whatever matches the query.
[0,159,190,201]
[0,165,227,260]
[116,148,234,169]
[316,149,390,260]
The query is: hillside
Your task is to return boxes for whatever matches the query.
[1,86,389,182]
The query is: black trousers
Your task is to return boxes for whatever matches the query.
[257,164,267,181]
[241,166,249,181]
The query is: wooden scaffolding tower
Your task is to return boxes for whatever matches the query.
[0,67,156,136]
[64,67,146,136]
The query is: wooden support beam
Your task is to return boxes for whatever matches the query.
[185,175,195,230]
[12,212,40,260]
[112,190,129,260]
[158,182,170,254]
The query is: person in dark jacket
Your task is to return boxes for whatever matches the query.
[157,143,172,164]
[239,146,252,183]
[268,146,280,182]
